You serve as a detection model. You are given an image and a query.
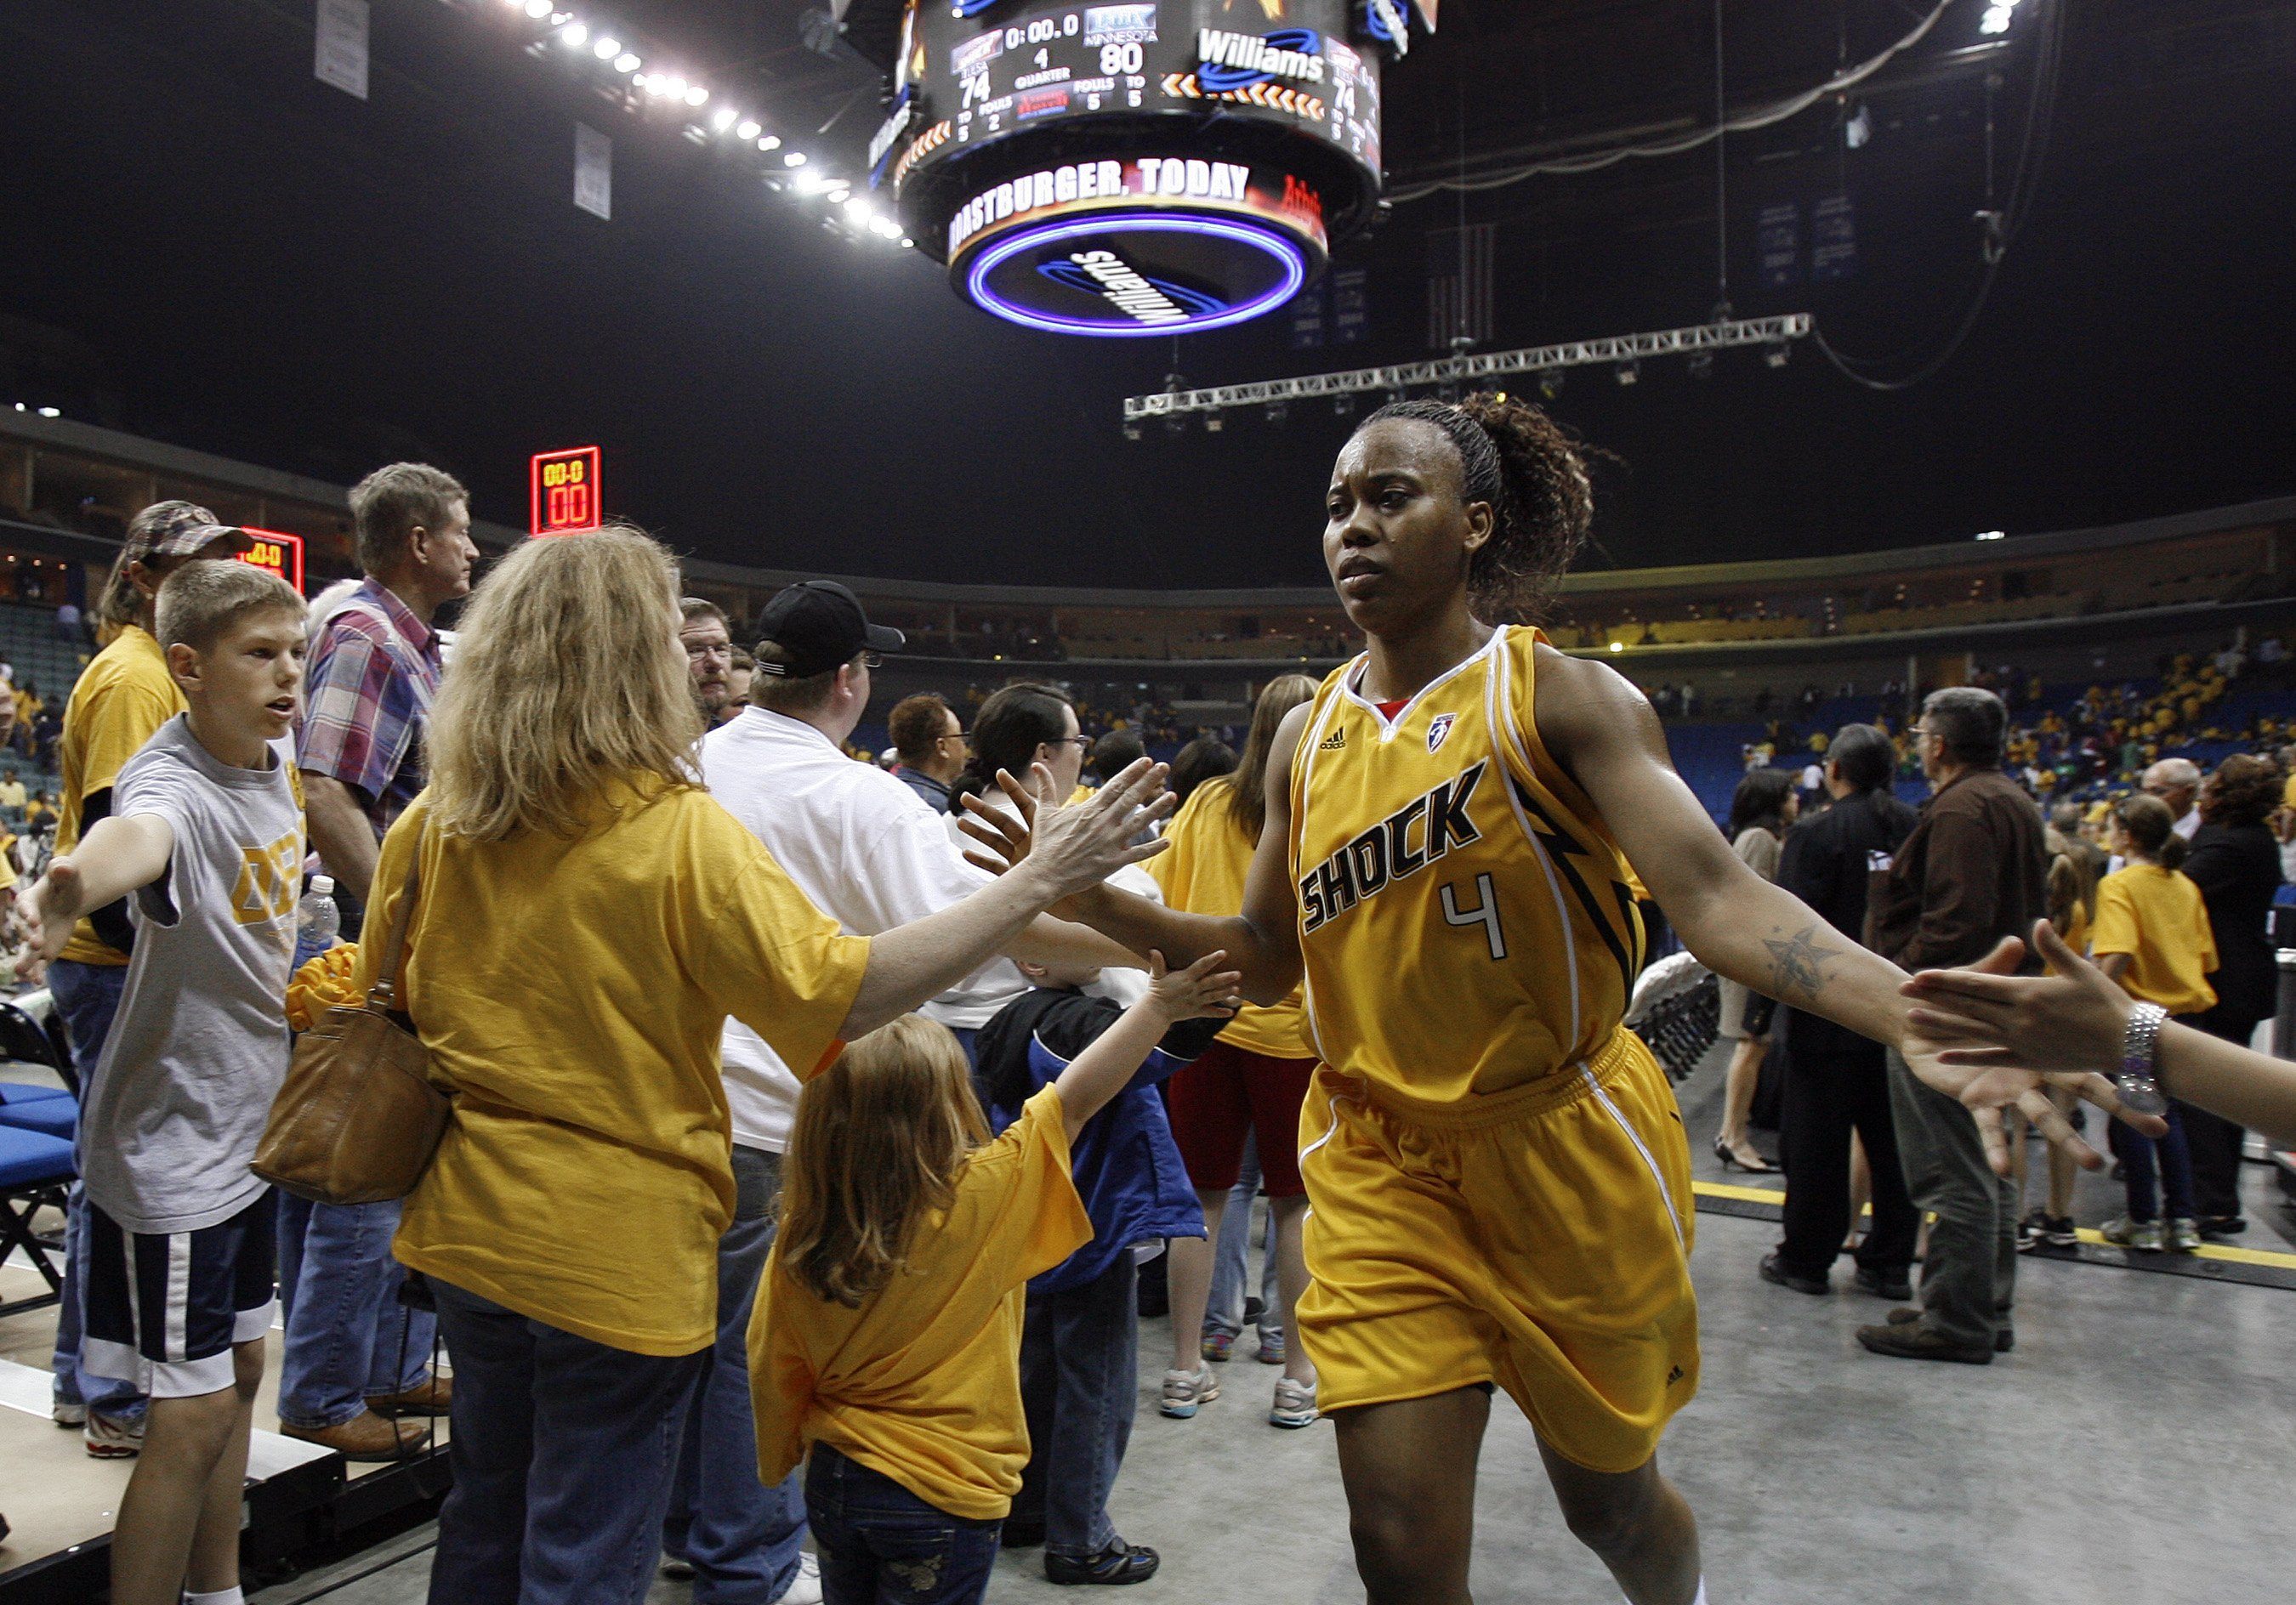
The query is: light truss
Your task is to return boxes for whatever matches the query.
[1120,313,1813,422]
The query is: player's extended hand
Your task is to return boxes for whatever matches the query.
[1895,924,2167,1177]
[1144,949,1244,1024]
[957,757,1173,900]
[13,858,86,965]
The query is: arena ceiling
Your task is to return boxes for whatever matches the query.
[1,0,2289,592]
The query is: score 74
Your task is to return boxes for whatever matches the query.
[962,68,991,108]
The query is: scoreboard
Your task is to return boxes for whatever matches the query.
[236,528,305,593]
[888,2,1382,196]
[530,446,603,537]
[865,0,1411,337]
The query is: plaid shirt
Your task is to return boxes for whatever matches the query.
[298,579,441,837]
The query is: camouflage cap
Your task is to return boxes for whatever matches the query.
[122,500,252,563]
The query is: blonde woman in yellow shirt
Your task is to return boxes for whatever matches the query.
[355,525,1173,1605]
[2089,794,2218,1254]
[754,956,1241,1605]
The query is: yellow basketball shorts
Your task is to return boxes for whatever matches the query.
[1294,1029,1700,1473]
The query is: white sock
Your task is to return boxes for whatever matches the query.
[1632,1583,1705,1605]
[184,1588,245,1605]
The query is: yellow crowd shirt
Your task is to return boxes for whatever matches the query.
[750,1086,1092,1520]
[362,780,870,1356]
[1289,626,1645,1107]
[1146,777,1313,1060]
[58,626,186,965]
[2090,863,2218,1017]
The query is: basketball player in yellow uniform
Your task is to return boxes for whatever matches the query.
[960,394,2146,1605]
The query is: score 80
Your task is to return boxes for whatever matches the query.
[1099,41,1144,75]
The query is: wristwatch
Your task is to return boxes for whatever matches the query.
[2115,1001,2170,1118]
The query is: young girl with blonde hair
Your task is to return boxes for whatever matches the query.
[753,951,1241,1605]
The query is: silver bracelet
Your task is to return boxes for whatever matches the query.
[2115,1001,2170,1117]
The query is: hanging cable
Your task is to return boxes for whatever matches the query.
[1386,0,1964,201]
[1711,0,1730,316]
[1812,0,2063,389]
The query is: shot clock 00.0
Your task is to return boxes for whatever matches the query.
[530,446,603,536]
[236,528,305,593]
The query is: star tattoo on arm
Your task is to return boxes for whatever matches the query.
[1764,923,1844,1001]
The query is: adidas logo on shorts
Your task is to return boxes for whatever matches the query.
[1319,730,1348,750]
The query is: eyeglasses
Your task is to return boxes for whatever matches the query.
[939,729,970,745]
[1056,734,1092,750]
[857,652,884,670]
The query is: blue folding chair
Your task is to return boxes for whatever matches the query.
[0,1124,74,1318]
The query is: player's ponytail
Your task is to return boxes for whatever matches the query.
[1360,393,1594,626]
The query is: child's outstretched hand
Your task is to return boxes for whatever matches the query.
[14,857,86,964]
[1145,949,1245,1024]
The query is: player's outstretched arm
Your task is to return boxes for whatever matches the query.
[1531,647,2162,1173]
[1906,920,2296,1148]
[959,704,1312,1007]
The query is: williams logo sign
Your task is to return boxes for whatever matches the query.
[1197,28,1326,90]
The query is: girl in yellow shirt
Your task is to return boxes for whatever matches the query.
[1146,673,1323,1426]
[2090,795,2218,1253]
[752,953,1240,1605]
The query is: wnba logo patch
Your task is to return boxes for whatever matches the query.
[1426,713,1456,753]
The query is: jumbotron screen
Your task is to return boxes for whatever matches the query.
[862,0,1406,337]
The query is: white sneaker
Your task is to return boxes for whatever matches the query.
[777,1551,823,1605]
[84,1409,145,1459]
[52,1399,86,1428]
[1269,1376,1318,1429]
[1159,1366,1219,1419]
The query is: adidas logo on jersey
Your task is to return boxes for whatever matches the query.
[1318,729,1348,750]
[1299,762,1485,933]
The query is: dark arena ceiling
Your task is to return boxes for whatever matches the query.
[1,1,2290,587]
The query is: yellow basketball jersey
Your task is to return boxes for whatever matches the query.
[1288,625,1645,1106]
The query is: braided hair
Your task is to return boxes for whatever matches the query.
[1359,394,1594,626]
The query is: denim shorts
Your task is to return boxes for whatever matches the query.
[804,1443,1002,1605]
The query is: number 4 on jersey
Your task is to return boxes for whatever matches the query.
[1441,873,1507,961]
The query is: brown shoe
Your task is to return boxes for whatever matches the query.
[367,1373,452,1417]
[1856,1321,1993,1365]
[281,1409,431,1460]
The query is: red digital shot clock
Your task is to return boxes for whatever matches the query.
[236,528,306,593]
[530,446,603,536]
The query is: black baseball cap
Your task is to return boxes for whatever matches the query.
[753,581,905,679]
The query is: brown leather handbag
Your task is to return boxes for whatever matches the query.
[253,852,452,1205]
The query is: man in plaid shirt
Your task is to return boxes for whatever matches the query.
[279,462,476,1460]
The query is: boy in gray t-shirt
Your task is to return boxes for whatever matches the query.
[19,559,308,1605]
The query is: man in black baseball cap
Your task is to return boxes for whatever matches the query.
[753,581,906,682]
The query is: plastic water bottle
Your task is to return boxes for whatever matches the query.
[298,875,340,951]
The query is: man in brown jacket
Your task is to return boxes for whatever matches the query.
[1860,686,2049,1364]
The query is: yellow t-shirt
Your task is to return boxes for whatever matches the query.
[0,779,25,810]
[57,626,187,965]
[363,780,871,1356]
[1146,778,1311,1059]
[2090,863,2218,1016]
[750,1086,1091,1520]
[2282,771,2296,813]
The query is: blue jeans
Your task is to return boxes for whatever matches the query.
[2122,1102,2197,1224]
[276,1194,435,1426]
[662,1147,807,1603]
[806,1443,1001,1605]
[276,903,434,1427]
[47,958,143,1421]
[1203,1135,1281,1343]
[1015,1254,1137,1561]
[428,1279,708,1605]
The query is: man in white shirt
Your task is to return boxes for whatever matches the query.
[666,581,1140,1602]
[2143,757,2203,842]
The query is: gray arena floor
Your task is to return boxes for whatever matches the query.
[253,1048,2296,1605]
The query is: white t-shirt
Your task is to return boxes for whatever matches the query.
[81,719,301,1234]
[701,706,999,1151]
